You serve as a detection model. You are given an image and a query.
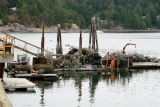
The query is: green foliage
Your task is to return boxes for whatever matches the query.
[0,0,9,24]
[0,0,160,29]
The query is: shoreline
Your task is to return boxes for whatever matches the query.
[1,26,160,33]
[102,29,160,33]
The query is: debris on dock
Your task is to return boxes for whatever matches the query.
[6,54,31,74]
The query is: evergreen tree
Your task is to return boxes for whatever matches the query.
[0,0,160,29]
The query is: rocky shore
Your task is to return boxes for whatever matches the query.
[0,23,59,33]
[1,23,160,33]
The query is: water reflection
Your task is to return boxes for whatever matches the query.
[30,70,142,107]
[33,81,54,107]
[61,71,133,106]
[74,73,83,103]
[89,72,100,104]
[100,70,132,86]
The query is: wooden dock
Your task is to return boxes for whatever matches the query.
[54,67,107,72]
[54,67,122,74]
[3,78,35,91]
[55,62,160,73]
[0,81,13,107]
[130,62,160,69]
[54,68,107,74]
[15,73,59,80]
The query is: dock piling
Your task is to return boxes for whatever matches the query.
[0,63,5,80]
[41,25,45,55]
[89,17,98,52]
[56,24,63,56]
[79,30,82,55]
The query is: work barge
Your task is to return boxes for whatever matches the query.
[1,17,160,106]
[1,17,160,77]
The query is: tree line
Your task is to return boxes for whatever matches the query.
[0,0,160,29]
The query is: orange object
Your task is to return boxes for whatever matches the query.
[111,71,115,83]
[111,59,115,68]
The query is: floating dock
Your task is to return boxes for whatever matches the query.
[55,62,160,72]
[54,67,126,73]
[3,78,35,91]
[55,68,104,71]
[130,62,160,69]
[15,73,59,80]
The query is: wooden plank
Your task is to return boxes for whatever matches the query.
[14,45,37,56]
[0,81,13,107]
[133,62,160,66]
[3,78,35,90]
[130,62,160,69]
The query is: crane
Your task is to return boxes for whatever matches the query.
[123,43,136,54]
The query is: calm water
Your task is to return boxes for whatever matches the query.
[5,33,160,107]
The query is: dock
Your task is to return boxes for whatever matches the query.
[0,80,13,107]
[15,73,59,80]
[130,62,160,69]
[3,78,35,91]
[54,67,107,72]
[54,67,124,73]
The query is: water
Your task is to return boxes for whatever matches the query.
[6,33,160,107]
[9,32,160,59]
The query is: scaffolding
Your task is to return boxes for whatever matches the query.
[0,35,14,62]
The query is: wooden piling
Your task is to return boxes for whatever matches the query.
[79,30,82,55]
[89,17,98,52]
[56,24,63,56]
[0,81,13,107]
[0,63,5,80]
[41,25,45,55]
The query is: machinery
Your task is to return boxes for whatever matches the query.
[7,54,31,74]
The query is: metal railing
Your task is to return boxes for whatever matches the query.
[1,33,55,56]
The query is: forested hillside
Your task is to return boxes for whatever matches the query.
[1,0,160,29]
